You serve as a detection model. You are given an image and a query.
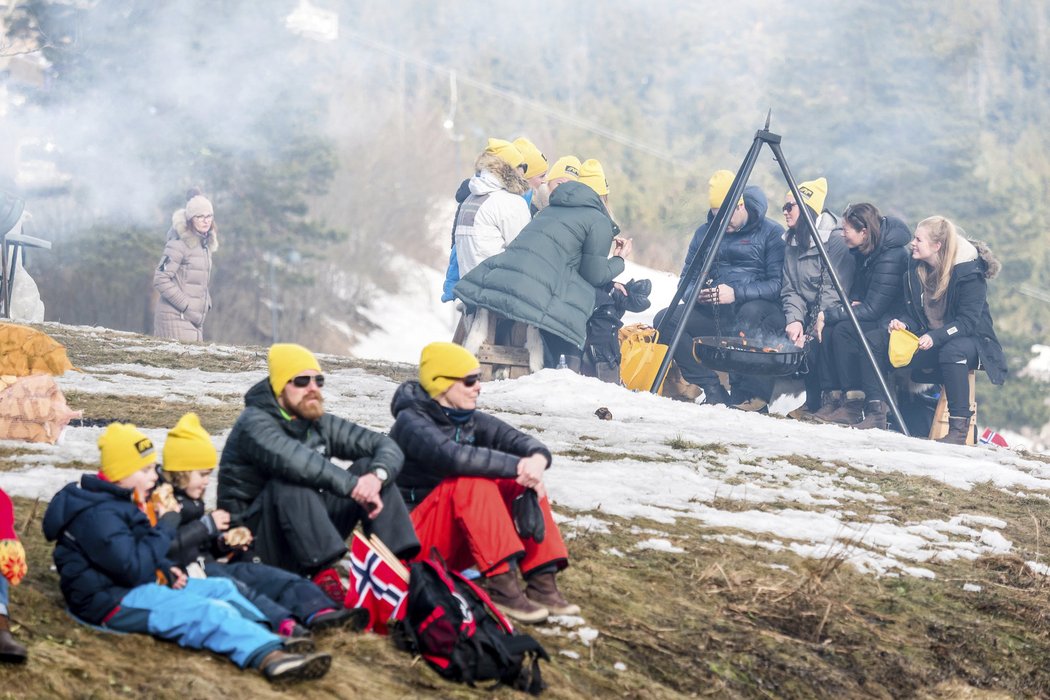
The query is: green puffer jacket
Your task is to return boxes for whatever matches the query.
[453,181,625,348]
[217,378,404,524]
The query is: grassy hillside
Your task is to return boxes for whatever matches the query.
[3,325,1050,698]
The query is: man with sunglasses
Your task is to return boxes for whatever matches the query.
[653,169,786,411]
[218,343,419,603]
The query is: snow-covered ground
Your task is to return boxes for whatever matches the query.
[2,356,1045,583]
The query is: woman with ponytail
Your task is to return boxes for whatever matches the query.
[859,216,1006,443]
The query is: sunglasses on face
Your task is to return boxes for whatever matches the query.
[782,202,796,213]
[439,374,481,387]
[290,374,325,388]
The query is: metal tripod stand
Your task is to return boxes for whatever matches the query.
[651,114,910,436]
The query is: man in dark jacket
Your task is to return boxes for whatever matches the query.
[390,342,574,625]
[218,343,419,603]
[654,170,787,411]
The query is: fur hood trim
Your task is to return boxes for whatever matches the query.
[171,209,219,252]
[473,152,529,195]
[969,238,1000,279]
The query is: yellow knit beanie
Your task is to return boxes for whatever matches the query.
[484,138,525,169]
[268,343,322,397]
[98,422,156,483]
[578,159,609,196]
[790,177,828,216]
[544,155,581,182]
[419,342,480,398]
[708,169,744,209]
[163,413,217,472]
[513,138,548,179]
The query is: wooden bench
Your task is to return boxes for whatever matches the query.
[459,308,544,381]
[927,370,977,445]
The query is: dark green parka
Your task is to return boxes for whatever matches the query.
[453,181,625,348]
[217,378,404,524]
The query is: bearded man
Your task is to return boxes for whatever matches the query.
[218,344,419,602]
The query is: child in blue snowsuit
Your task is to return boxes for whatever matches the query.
[160,413,367,637]
[41,422,330,683]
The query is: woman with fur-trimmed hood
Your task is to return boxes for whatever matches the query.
[453,139,532,277]
[153,190,218,342]
[859,216,1006,443]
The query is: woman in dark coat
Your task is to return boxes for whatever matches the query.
[858,216,1006,442]
[390,342,575,625]
[811,203,912,425]
[454,166,630,369]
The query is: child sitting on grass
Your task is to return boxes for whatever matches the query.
[42,422,331,683]
[160,413,366,640]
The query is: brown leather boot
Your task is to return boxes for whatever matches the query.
[809,390,843,422]
[525,571,580,616]
[855,400,889,430]
[482,571,549,624]
[823,390,865,425]
[0,614,27,664]
[936,417,970,445]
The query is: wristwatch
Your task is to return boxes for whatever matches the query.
[372,467,389,484]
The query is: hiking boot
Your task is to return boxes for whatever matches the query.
[809,390,844,423]
[281,635,316,654]
[855,400,889,430]
[936,416,971,445]
[729,397,768,413]
[823,390,865,425]
[260,650,331,683]
[311,568,347,607]
[481,571,549,624]
[308,607,370,634]
[699,382,730,406]
[0,615,27,664]
[525,571,580,616]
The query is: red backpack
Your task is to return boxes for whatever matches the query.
[391,553,550,694]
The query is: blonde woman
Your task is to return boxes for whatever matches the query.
[153,190,217,342]
[858,216,1006,442]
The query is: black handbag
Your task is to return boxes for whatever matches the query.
[512,489,545,543]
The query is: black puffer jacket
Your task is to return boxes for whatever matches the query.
[166,489,224,568]
[388,381,552,508]
[217,379,404,523]
[680,185,786,303]
[900,239,1007,385]
[824,216,911,325]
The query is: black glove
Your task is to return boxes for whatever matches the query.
[512,489,546,543]
[623,278,652,313]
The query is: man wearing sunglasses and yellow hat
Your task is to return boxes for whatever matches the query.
[218,343,420,604]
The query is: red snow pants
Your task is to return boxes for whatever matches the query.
[409,477,568,576]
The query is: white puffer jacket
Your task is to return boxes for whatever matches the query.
[454,153,531,277]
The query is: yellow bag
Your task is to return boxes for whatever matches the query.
[618,324,669,392]
[888,328,920,368]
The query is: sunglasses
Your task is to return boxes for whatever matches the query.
[782,202,796,213]
[439,374,481,387]
[290,374,325,388]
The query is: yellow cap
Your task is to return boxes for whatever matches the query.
[888,328,920,368]
[419,342,480,398]
[484,138,525,169]
[513,138,548,179]
[98,422,156,483]
[790,177,828,216]
[163,413,217,472]
[544,155,581,182]
[578,159,609,196]
[268,343,322,396]
[708,169,744,209]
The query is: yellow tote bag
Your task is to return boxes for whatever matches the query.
[888,328,920,368]
[618,324,669,392]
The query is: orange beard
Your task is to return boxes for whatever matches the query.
[292,392,325,421]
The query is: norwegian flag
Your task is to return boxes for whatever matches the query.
[343,531,409,635]
[979,428,1009,448]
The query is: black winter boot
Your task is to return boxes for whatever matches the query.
[937,417,971,445]
[0,615,27,664]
